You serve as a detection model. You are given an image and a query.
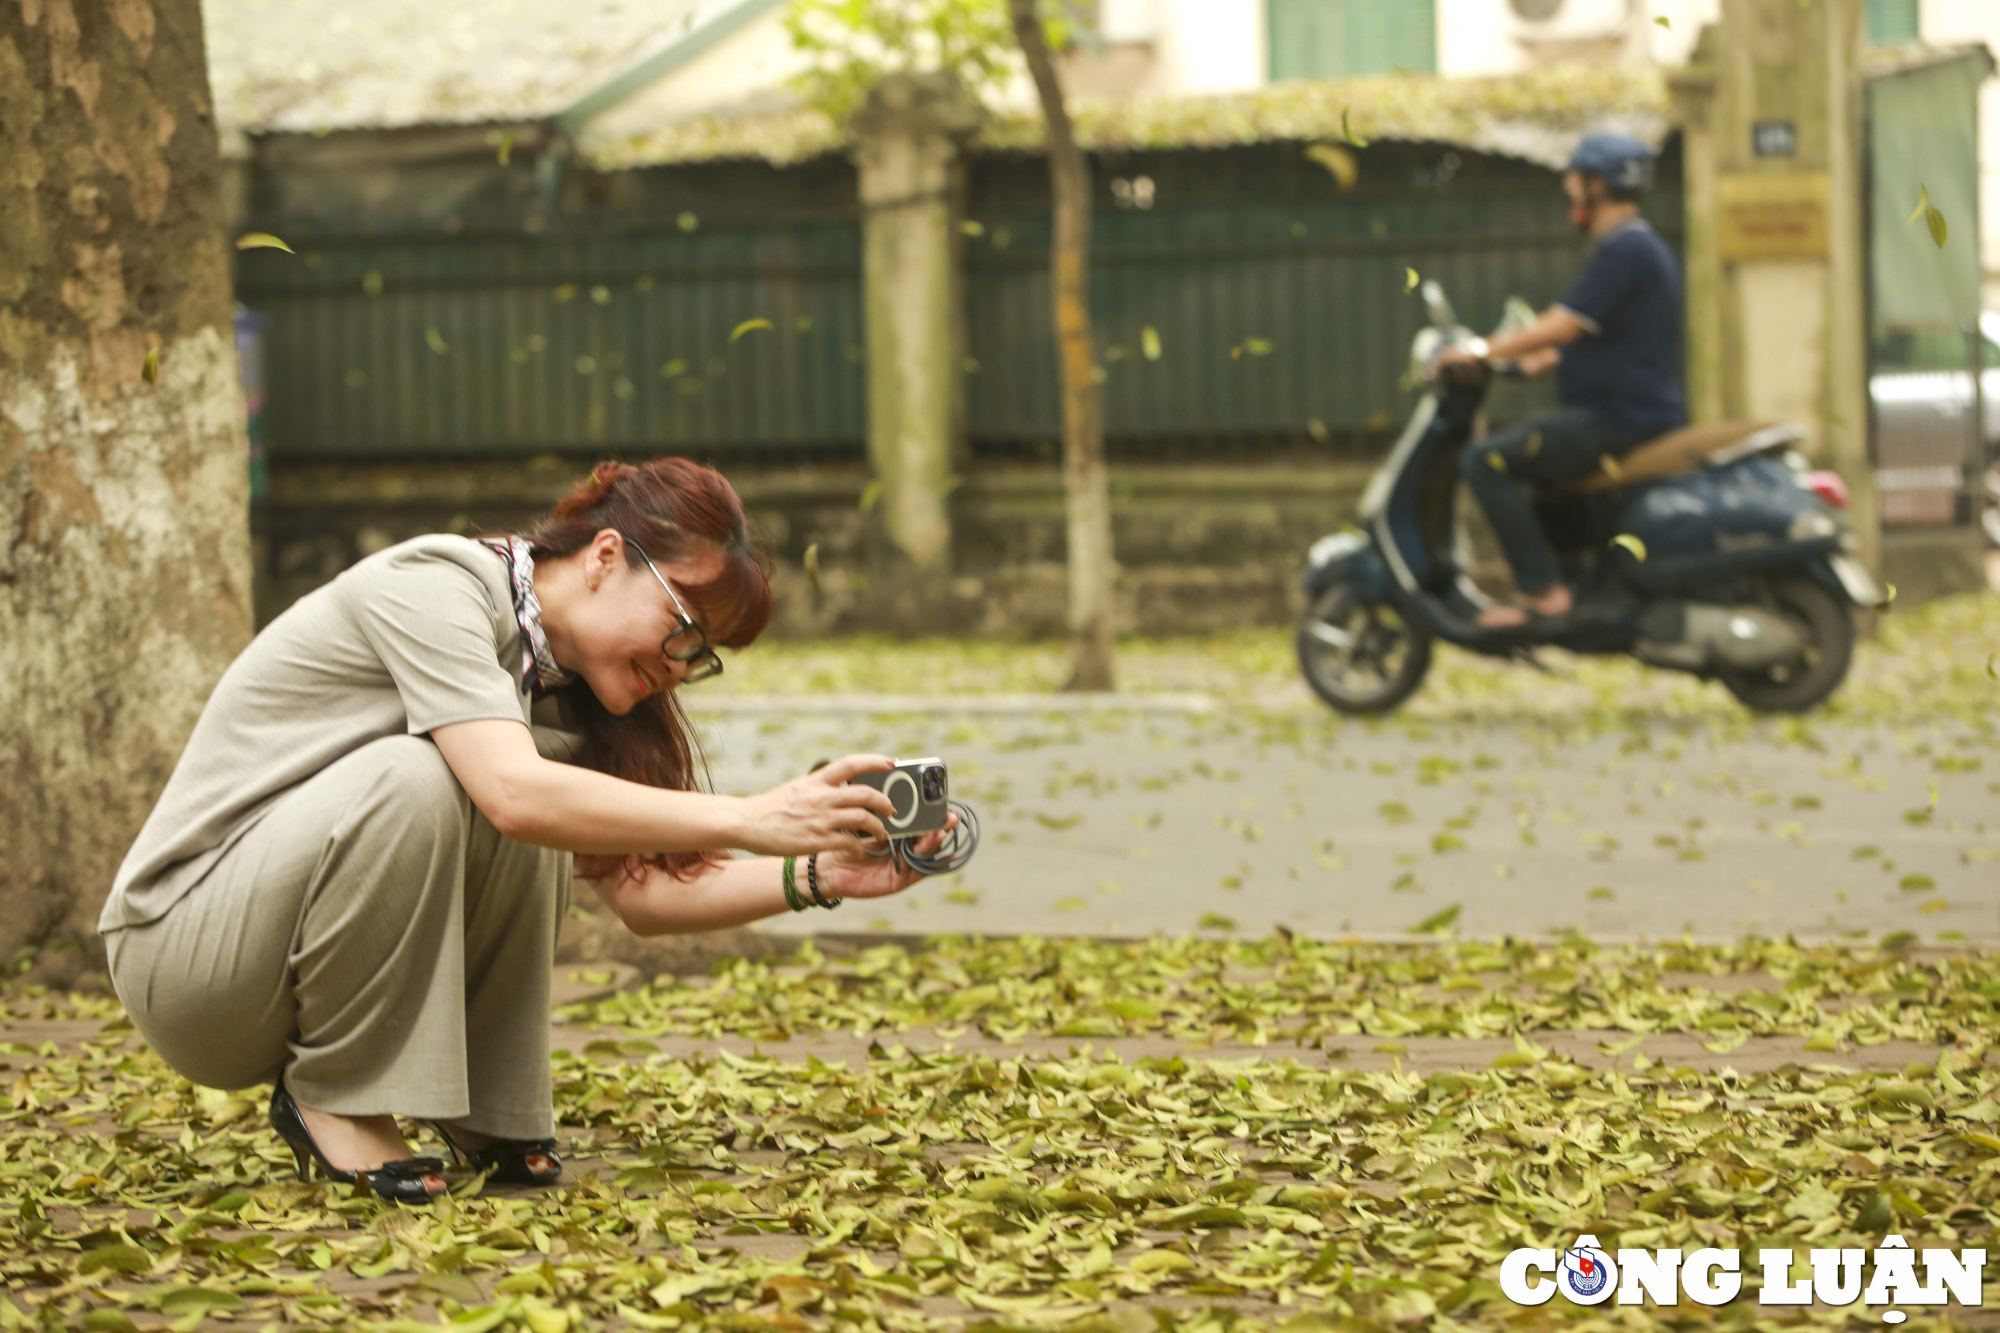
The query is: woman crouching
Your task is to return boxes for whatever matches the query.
[100,458,937,1202]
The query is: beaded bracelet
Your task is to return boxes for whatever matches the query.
[781,857,808,912]
[806,854,842,909]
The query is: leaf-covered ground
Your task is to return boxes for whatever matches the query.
[6,597,1993,1329]
[715,590,2000,724]
[3,936,1996,1332]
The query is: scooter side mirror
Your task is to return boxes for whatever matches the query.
[1420,280,1458,330]
[1495,296,1536,338]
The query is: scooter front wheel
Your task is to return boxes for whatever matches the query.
[1296,583,1433,715]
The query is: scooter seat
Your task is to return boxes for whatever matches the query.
[1558,421,1806,495]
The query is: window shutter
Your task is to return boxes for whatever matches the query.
[1269,0,1437,81]
[1865,0,1921,47]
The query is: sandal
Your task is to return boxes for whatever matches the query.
[1479,585,1574,629]
[423,1121,563,1187]
[268,1080,447,1204]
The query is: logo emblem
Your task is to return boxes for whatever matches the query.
[1559,1235,1617,1305]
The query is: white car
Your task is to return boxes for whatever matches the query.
[1869,310,2000,544]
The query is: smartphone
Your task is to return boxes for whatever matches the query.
[848,758,950,839]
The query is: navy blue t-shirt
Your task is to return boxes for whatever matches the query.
[1556,218,1688,443]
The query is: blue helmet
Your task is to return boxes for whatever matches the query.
[1567,132,1655,195]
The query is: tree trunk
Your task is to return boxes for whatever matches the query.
[0,0,253,981]
[1009,0,1115,692]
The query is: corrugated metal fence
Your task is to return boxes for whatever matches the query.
[237,141,1681,462]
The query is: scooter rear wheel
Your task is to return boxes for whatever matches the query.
[1297,584,1433,715]
[1717,573,1855,714]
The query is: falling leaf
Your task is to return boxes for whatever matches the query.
[1305,143,1358,189]
[1908,185,1947,249]
[677,211,700,233]
[1244,337,1273,356]
[1876,582,1897,611]
[795,315,813,333]
[362,270,383,295]
[1987,652,1996,680]
[802,543,822,593]
[234,232,293,253]
[1601,454,1624,479]
[497,132,515,165]
[1405,267,1420,293]
[730,318,775,342]
[1197,912,1237,931]
[1525,431,1543,457]
[961,220,985,236]
[659,358,688,378]
[859,478,884,513]
[552,283,578,302]
[1655,14,1670,26]
[140,346,159,385]
[1610,534,1647,561]
[1411,904,1461,933]
[425,326,449,355]
[1141,326,1162,361]
[1341,107,1368,148]
[1486,452,1506,472]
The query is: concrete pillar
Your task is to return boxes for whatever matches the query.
[1672,0,1879,574]
[851,74,980,583]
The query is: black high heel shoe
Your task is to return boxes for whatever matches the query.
[268,1080,448,1204]
[422,1121,562,1187]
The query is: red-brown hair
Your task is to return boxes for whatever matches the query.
[525,457,773,885]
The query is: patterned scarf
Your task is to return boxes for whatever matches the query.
[478,536,574,696]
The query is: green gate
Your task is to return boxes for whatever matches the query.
[237,224,867,460]
[238,138,1681,463]
[964,141,1682,452]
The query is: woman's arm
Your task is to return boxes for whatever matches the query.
[429,718,898,857]
[588,815,960,936]
[588,856,791,935]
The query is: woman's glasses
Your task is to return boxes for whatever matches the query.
[625,539,724,685]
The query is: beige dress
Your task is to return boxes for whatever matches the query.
[102,535,574,1140]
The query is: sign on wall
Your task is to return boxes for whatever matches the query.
[1716,172,1830,260]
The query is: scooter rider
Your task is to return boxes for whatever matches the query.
[1432,132,1688,628]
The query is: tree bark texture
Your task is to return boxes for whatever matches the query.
[1,0,253,978]
[1009,0,1115,692]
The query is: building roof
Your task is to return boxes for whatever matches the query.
[203,0,751,139]
[1858,40,1996,81]
[579,62,1675,172]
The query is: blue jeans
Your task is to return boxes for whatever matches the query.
[1464,402,1632,592]
[1458,406,1636,597]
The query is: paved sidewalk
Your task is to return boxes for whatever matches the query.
[689,701,2000,944]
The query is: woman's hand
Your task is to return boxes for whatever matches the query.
[815,814,962,900]
[730,754,900,856]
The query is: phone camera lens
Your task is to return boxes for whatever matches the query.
[921,766,946,802]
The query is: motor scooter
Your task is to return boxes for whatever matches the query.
[1297,282,1882,715]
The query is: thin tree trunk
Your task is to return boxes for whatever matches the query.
[1,0,253,981]
[1010,0,1114,691]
